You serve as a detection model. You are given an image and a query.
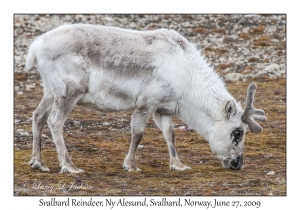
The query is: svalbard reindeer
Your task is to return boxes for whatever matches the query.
[25,24,266,173]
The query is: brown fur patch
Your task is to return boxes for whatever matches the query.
[156,107,174,115]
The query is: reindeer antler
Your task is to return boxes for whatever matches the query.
[241,83,267,134]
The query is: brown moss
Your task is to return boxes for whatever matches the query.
[277,50,285,56]
[192,27,210,35]
[249,25,265,35]
[254,36,273,48]
[218,48,229,54]
[276,42,286,51]
[204,46,216,52]
[248,57,260,62]
[223,36,238,43]
[257,36,271,41]
[253,39,272,48]
[14,72,28,81]
[237,66,254,74]
[212,28,226,35]
[244,65,255,71]
[239,32,251,40]
[217,63,232,70]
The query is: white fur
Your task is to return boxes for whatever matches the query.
[26,24,256,173]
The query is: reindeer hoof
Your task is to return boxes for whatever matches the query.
[60,165,84,173]
[122,164,141,172]
[29,158,50,171]
[170,164,191,171]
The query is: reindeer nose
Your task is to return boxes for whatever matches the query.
[230,155,243,170]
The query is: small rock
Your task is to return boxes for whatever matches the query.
[178,126,186,130]
[224,73,243,82]
[274,89,281,95]
[267,171,275,175]
[17,129,30,137]
[207,38,223,44]
[104,16,114,22]
[137,145,144,149]
[129,22,137,28]
[25,84,36,91]
[271,39,280,43]
[73,121,81,126]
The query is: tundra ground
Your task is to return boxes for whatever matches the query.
[14,77,286,196]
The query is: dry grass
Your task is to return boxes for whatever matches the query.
[248,57,260,63]
[212,28,227,35]
[239,32,251,40]
[14,75,286,196]
[217,63,233,71]
[192,27,210,35]
[249,25,265,35]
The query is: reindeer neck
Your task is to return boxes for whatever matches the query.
[177,65,233,139]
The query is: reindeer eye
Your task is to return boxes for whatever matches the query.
[231,128,243,145]
[234,129,241,138]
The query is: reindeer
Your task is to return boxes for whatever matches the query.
[25,24,266,173]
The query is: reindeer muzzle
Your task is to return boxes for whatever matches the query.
[222,155,244,170]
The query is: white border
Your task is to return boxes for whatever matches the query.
[4,1,295,209]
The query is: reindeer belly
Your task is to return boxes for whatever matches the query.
[77,92,134,112]
[78,69,179,112]
[76,70,144,111]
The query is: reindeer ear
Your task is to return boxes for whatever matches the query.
[225,100,236,119]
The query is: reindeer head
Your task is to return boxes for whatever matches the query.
[207,83,266,170]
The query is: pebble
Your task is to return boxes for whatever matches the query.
[224,73,244,82]
[17,129,30,137]
[178,126,186,130]
[129,22,136,28]
[25,84,36,91]
[267,171,275,175]
[271,39,280,43]
[73,121,81,126]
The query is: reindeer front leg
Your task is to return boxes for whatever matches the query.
[123,106,150,171]
[153,112,191,170]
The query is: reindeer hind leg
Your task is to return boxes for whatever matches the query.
[29,92,53,171]
[47,90,85,173]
